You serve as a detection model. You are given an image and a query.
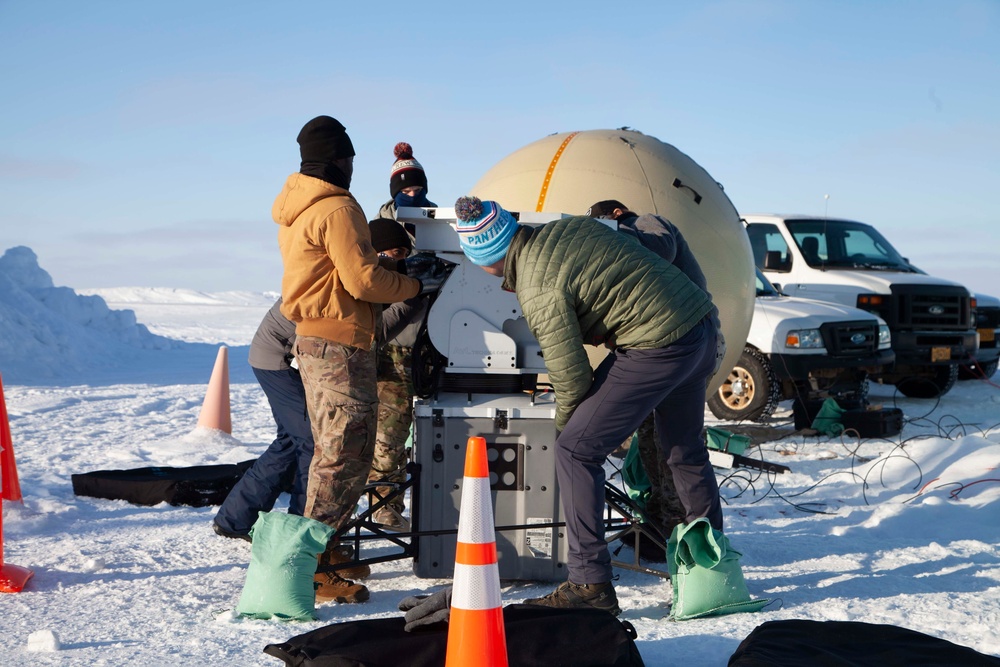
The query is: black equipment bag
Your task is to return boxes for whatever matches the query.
[263,604,645,667]
[728,619,1000,667]
[841,407,904,438]
[792,397,825,430]
[71,459,256,507]
[792,396,865,431]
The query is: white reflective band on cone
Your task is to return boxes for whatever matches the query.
[457,476,495,544]
[451,562,503,610]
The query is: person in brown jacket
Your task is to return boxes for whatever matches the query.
[273,115,421,603]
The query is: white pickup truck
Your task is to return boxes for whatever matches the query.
[963,292,1000,380]
[743,214,978,398]
[708,268,893,422]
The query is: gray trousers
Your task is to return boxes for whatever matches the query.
[556,317,723,584]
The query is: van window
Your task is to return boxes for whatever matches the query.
[746,224,791,272]
[785,219,912,270]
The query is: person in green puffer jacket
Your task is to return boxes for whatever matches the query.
[453,196,723,616]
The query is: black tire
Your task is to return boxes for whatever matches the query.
[958,359,999,381]
[707,347,781,422]
[837,372,870,405]
[896,364,959,399]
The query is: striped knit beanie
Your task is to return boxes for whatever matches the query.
[454,196,518,267]
[390,142,428,198]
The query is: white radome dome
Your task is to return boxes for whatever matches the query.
[470,128,753,397]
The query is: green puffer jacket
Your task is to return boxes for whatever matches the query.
[502,217,713,429]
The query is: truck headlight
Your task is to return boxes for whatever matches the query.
[878,324,891,348]
[786,329,824,349]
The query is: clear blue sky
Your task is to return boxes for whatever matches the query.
[2,1,998,294]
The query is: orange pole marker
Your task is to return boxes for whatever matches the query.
[0,373,22,502]
[0,372,33,593]
[445,436,508,667]
[196,346,232,433]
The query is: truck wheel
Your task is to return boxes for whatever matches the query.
[896,364,959,399]
[958,359,999,381]
[707,347,781,422]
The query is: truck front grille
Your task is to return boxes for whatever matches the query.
[821,321,879,356]
[890,284,971,330]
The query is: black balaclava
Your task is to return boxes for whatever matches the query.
[296,115,356,190]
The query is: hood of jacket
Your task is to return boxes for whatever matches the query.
[273,172,354,228]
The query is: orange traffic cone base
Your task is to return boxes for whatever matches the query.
[447,607,507,663]
[0,564,34,593]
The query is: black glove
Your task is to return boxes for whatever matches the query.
[406,253,451,294]
[398,586,452,632]
[418,274,448,294]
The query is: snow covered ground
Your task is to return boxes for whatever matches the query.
[1,246,999,666]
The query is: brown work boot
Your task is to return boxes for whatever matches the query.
[318,543,371,580]
[524,580,621,616]
[314,570,369,604]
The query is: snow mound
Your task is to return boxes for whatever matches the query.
[80,287,279,345]
[0,246,175,383]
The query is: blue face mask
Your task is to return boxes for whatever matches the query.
[394,190,436,209]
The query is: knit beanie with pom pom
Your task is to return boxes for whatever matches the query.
[454,196,518,267]
[389,142,428,198]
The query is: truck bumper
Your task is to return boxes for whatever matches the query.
[974,327,1000,363]
[770,349,895,380]
[891,330,978,366]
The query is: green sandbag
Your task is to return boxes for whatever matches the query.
[236,511,334,621]
[620,433,650,510]
[706,427,751,456]
[667,518,768,621]
[811,397,845,436]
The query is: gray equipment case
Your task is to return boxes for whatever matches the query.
[412,391,569,581]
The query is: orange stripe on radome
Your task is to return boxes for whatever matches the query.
[464,436,489,478]
[456,541,498,566]
[535,131,580,212]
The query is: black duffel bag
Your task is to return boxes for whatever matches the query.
[71,459,256,507]
[263,604,645,667]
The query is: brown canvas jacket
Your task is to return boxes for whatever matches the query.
[273,173,420,350]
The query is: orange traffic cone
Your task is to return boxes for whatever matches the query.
[0,374,22,502]
[445,436,508,667]
[0,498,34,593]
[196,346,232,434]
[0,373,33,593]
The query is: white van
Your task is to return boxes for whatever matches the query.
[708,269,892,422]
[743,214,977,398]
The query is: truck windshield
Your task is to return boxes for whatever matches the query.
[755,268,780,296]
[785,219,916,271]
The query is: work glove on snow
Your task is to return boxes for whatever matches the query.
[398,586,452,632]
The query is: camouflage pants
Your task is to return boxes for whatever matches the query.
[635,414,688,537]
[367,345,413,513]
[294,336,377,532]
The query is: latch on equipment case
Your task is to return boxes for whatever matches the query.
[432,408,444,427]
[494,409,508,430]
